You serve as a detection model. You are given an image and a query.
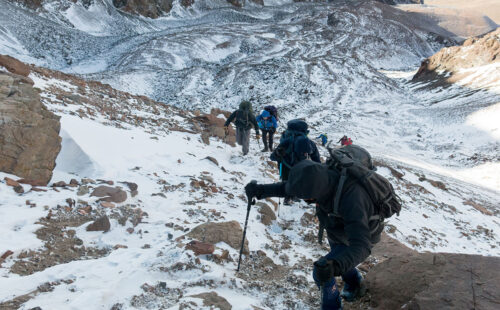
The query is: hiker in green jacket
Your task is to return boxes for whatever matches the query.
[224,100,260,155]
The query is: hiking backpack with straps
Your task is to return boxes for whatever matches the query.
[234,100,253,128]
[264,105,278,121]
[317,145,402,244]
[277,119,310,168]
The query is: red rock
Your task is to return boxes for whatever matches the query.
[17,179,45,186]
[1,250,14,260]
[186,240,215,256]
[100,201,116,208]
[4,177,20,187]
[31,187,47,192]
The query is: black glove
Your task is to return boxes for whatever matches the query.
[245,180,260,200]
[314,257,337,285]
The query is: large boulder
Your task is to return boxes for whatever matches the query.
[367,236,500,309]
[187,221,248,253]
[0,71,61,185]
[90,186,128,203]
[189,292,231,310]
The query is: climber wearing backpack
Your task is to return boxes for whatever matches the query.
[256,109,278,152]
[224,100,260,156]
[270,119,320,205]
[244,145,401,310]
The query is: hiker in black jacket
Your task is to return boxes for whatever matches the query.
[245,160,382,309]
[224,100,260,156]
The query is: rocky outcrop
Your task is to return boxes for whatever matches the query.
[0,55,31,77]
[0,71,61,185]
[187,221,248,253]
[413,28,500,82]
[367,235,500,309]
[193,108,236,146]
[112,0,196,18]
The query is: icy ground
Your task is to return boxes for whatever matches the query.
[0,68,499,309]
[0,0,499,309]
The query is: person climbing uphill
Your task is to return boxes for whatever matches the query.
[244,145,401,309]
[224,100,260,156]
[317,133,328,146]
[256,109,278,152]
[338,135,352,146]
[270,119,320,205]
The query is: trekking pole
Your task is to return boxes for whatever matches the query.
[237,193,255,272]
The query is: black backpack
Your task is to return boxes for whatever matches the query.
[234,101,253,129]
[264,105,278,121]
[276,119,310,168]
[317,145,402,244]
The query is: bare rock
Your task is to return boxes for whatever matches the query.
[189,292,232,310]
[77,185,90,196]
[4,177,20,187]
[367,235,500,310]
[100,201,116,208]
[204,156,219,166]
[113,0,176,19]
[86,215,111,232]
[0,54,31,77]
[0,71,61,186]
[463,200,493,216]
[185,240,215,255]
[121,181,138,192]
[13,185,24,194]
[256,202,276,226]
[187,221,248,253]
[91,186,127,203]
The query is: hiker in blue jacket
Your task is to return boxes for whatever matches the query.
[256,110,278,152]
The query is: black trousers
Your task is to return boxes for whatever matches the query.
[262,129,275,150]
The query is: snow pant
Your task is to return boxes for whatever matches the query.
[279,163,293,203]
[313,243,362,310]
[261,129,275,151]
[236,127,251,155]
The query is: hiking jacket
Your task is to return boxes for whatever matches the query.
[256,111,278,131]
[224,109,259,132]
[256,160,381,276]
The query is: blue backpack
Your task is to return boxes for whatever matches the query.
[277,119,310,168]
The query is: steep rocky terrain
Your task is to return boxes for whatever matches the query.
[0,0,499,309]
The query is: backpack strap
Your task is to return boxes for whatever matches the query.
[333,168,348,215]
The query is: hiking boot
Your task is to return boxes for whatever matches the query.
[340,278,366,302]
[261,147,269,152]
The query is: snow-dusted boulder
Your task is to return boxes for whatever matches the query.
[0,71,61,185]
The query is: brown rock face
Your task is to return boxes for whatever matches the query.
[413,28,500,82]
[194,108,236,147]
[112,0,184,18]
[0,55,31,77]
[187,221,248,253]
[367,237,500,309]
[0,71,61,186]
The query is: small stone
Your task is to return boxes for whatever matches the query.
[167,233,173,240]
[113,244,128,250]
[13,185,24,194]
[69,179,79,187]
[78,206,92,215]
[52,181,67,187]
[77,185,90,196]
[86,216,111,232]
[31,187,47,192]
[204,156,219,166]
[4,177,20,187]
[142,244,151,249]
[126,227,134,234]
[81,178,96,185]
[186,240,215,255]
[100,201,116,208]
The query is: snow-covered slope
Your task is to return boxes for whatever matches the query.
[0,62,499,309]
